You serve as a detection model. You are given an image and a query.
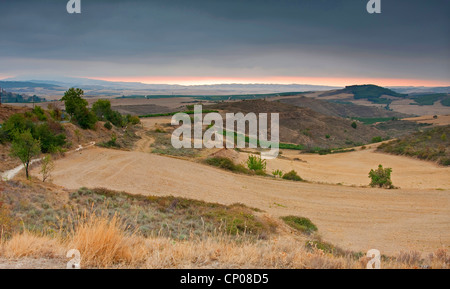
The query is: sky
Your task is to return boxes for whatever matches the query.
[0,0,449,86]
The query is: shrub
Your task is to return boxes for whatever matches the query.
[369,164,394,189]
[282,170,303,182]
[92,99,112,121]
[439,158,450,166]
[281,216,317,234]
[107,110,124,127]
[99,133,120,148]
[351,121,357,129]
[126,115,140,125]
[32,106,47,121]
[247,155,266,172]
[47,103,62,121]
[40,155,55,182]
[272,169,283,178]
[371,136,383,143]
[325,134,330,139]
[206,157,249,174]
[34,123,66,153]
[104,122,112,130]
[2,113,34,139]
[0,127,7,144]
[74,107,97,130]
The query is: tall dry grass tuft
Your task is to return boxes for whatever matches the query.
[2,231,61,259]
[67,212,148,268]
[1,211,448,269]
[396,250,422,267]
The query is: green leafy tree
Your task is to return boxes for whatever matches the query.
[369,164,394,189]
[34,123,66,153]
[2,113,34,139]
[107,110,124,127]
[61,88,97,129]
[10,130,41,179]
[92,99,112,120]
[61,88,88,118]
[73,106,97,130]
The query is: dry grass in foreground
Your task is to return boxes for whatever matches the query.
[1,213,448,269]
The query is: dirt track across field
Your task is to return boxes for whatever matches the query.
[36,145,450,255]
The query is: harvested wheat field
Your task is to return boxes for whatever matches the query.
[403,115,450,126]
[32,145,450,256]
[243,147,450,189]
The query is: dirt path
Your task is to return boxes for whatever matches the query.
[34,146,450,255]
[134,117,173,152]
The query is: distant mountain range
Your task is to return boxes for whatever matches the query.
[1,77,341,93]
[0,77,449,98]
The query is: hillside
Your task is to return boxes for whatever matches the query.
[208,99,387,148]
[320,85,408,104]
[3,179,447,269]
[378,125,450,166]
[410,93,450,107]
[275,95,408,119]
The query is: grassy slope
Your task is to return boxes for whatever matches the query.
[378,125,450,166]
[0,180,274,240]
[1,179,448,269]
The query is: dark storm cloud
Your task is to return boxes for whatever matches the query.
[0,0,449,81]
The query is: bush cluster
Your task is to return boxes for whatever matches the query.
[368,164,394,189]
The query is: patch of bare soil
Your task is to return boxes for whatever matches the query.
[208,148,240,161]
[0,104,31,122]
[0,144,21,173]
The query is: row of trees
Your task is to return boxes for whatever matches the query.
[2,88,140,180]
[62,88,140,129]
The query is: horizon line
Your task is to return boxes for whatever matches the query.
[1,75,450,88]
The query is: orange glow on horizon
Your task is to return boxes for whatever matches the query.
[88,76,450,87]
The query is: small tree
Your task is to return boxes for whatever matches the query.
[10,130,41,179]
[40,155,55,182]
[351,121,358,129]
[74,129,82,142]
[92,99,112,120]
[369,164,394,189]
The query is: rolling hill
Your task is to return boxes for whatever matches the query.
[274,95,409,119]
[320,84,408,104]
[208,99,387,149]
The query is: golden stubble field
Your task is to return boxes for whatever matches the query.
[31,117,450,256]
